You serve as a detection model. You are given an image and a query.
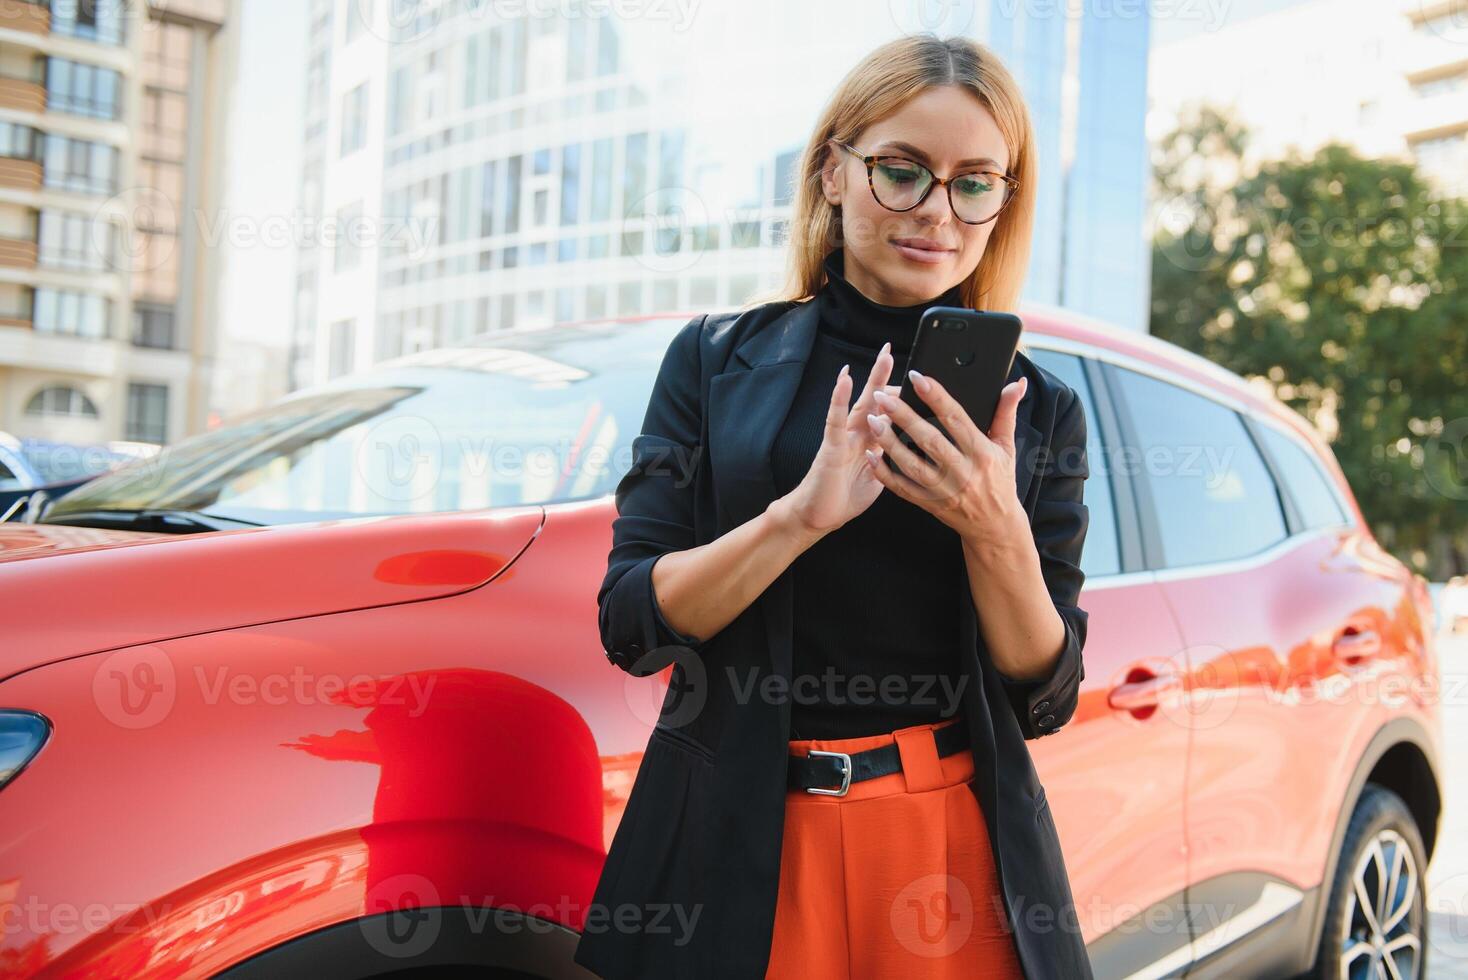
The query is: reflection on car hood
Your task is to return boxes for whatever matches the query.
[0,506,544,681]
[0,523,174,561]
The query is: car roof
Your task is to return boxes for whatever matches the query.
[308,302,1323,451]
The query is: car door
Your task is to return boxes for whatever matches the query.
[1026,345,1194,980]
[1103,362,1397,977]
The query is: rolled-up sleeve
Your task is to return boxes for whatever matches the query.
[997,384,1090,739]
[598,314,711,676]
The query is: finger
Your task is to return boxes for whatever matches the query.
[863,446,928,505]
[850,342,896,416]
[986,377,1028,454]
[865,411,945,489]
[870,388,965,474]
[903,371,984,455]
[825,363,853,440]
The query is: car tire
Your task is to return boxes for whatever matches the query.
[1310,784,1429,980]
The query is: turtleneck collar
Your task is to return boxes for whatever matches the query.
[816,247,964,357]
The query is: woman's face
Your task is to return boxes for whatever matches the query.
[821,84,1011,307]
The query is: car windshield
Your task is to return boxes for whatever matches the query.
[42,316,691,527]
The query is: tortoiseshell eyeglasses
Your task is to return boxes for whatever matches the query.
[828,138,1020,225]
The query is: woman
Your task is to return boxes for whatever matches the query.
[574,34,1093,980]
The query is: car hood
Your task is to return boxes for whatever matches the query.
[0,507,544,681]
[0,523,176,561]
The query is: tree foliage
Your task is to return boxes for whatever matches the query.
[1150,106,1468,577]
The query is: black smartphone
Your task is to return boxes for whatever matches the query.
[889,306,1023,475]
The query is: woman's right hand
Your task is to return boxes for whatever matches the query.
[781,342,902,538]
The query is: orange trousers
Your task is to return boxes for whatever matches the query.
[765,717,1025,979]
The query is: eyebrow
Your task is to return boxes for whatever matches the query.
[872,140,1003,170]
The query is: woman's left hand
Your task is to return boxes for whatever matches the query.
[864,371,1030,550]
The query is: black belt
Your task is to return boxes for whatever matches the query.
[787,719,970,797]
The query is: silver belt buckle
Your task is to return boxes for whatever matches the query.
[805,749,852,796]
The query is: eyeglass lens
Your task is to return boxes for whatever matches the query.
[871,158,1008,223]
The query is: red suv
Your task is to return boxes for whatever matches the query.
[0,306,1441,979]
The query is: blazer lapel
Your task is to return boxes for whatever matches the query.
[707,300,820,537]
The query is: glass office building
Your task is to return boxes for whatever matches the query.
[290,0,1151,390]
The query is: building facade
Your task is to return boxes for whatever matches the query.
[0,0,235,457]
[290,0,1153,392]
[1149,0,1468,200]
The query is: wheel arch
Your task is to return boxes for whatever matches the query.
[213,905,595,979]
[1298,715,1442,975]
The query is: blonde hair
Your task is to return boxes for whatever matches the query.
[745,34,1037,351]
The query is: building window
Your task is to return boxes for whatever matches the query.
[561,142,580,226]
[479,159,498,237]
[504,154,522,233]
[132,301,175,349]
[623,132,647,216]
[1413,133,1468,181]
[388,65,410,136]
[328,318,355,378]
[1415,12,1465,38]
[341,82,369,156]
[38,211,112,272]
[334,200,364,272]
[43,135,119,195]
[0,122,41,161]
[142,89,187,160]
[26,385,99,419]
[145,20,193,91]
[34,289,110,339]
[51,0,126,46]
[46,59,122,120]
[1412,72,1468,99]
[126,382,169,444]
[345,0,374,42]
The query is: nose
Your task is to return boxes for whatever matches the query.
[914,179,954,227]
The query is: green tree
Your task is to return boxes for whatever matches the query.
[1150,105,1468,577]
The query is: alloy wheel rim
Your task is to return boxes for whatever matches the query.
[1340,828,1422,980]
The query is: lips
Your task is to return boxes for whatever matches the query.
[891,238,954,252]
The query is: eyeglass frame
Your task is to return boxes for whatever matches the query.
[826,138,1020,225]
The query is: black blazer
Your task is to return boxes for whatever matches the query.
[573,297,1094,980]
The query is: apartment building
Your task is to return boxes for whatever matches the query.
[0,0,235,454]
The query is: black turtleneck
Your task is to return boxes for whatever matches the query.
[816,247,963,356]
[769,248,969,740]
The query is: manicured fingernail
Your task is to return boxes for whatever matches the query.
[908,369,929,393]
[866,413,887,433]
[865,449,879,464]
[840,363,849,377]
[872,389,891,404]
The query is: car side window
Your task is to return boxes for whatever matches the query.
[1111,367,1287,569]
[1254,423,1349,530]
[1025,350,1121,578]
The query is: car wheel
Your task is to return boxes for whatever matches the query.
[1312,784,1428,980]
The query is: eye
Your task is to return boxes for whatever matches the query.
[876,159,925,184]
[954,174,994,197]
